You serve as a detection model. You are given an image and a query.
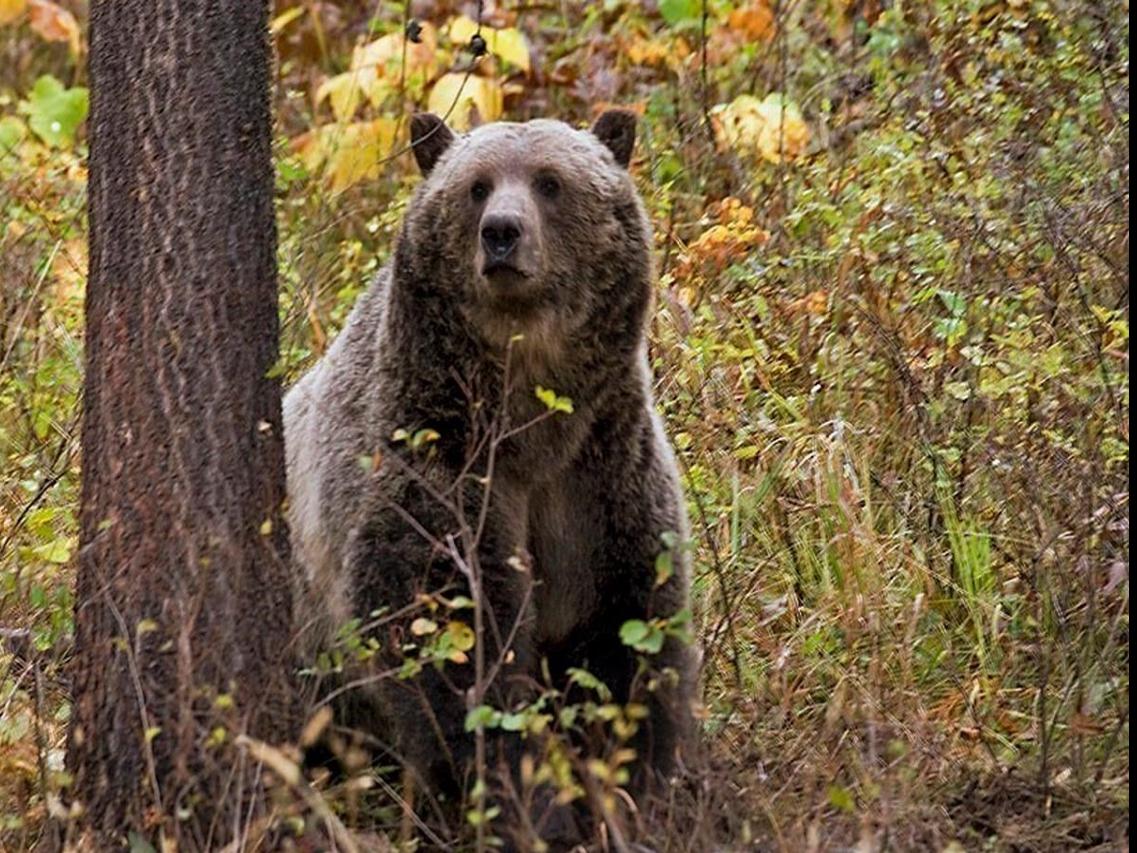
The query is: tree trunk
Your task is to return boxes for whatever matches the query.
[68,1,292,848]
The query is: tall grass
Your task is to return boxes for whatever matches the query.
[0,0,1128,849]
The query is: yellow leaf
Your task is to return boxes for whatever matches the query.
[293,118,399,192]
[427,73,502,129]
[447,15,479,46]
[446,621,476,652]
[324,119,397,191]
[448,15,530,73]
[789,289,829,317]
[0,0,26,26]
[411,617,439,636]
[624,31,691,71]
[355,24,437,78]
[316,72,366,122]
[625,36,670,67]
[269,5,305,35]
[27,0,79,55]
[318,26,438,120]
[712,93,809,164]
[490,27,530,73]
[354,33,403,71]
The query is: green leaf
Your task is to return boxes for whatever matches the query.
[827,784,856,813]
[128,832,158,853]
[567,667,612,701]
[20,75,88,148]
[659,0,700,25]
[0,116,27,154]
[654,549,673,587]
[31,538,71,564]
[667,607,692,627]
[619,619,650,646]
[619,619,665,654]
[666,608,694,644]
[500,711,527,731]
[465,804,500,826]
[411,428,440,448]
[463,705,501,732]
[937,289,967,317]
[535,385,574,414]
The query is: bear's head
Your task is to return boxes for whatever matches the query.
[396,110,652,356]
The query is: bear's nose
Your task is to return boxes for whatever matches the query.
[480,214,522,264]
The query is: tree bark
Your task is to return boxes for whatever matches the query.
[68,1,292,848]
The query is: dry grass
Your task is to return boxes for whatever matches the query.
[0,0,1129,849]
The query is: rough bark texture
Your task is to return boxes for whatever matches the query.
[68,1,292,848]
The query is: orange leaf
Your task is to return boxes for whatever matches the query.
[728,2,775,41]
[27,0,80,55]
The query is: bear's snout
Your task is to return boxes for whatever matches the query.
[480,214,523,266]
[474,183,543,286]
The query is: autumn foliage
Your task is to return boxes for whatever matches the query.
[0,0,1130,850]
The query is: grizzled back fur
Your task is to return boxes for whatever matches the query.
[284,110,695,846]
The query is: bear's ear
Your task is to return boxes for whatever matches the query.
[410,112,455,176]
[591,109,637,168]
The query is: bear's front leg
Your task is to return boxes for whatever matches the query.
[345,473,537,803]
[565,598,694,787]
[556,421,696,789]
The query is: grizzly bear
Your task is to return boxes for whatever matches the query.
[284,110,694,834]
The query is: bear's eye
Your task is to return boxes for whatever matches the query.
[535,174,561,200]
[470,180,491,203]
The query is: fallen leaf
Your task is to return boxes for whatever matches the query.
[27,0,80,55]
[728,2,775,41]
[624,33,691,70]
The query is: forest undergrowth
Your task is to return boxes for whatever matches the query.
[0,0,1129,849]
